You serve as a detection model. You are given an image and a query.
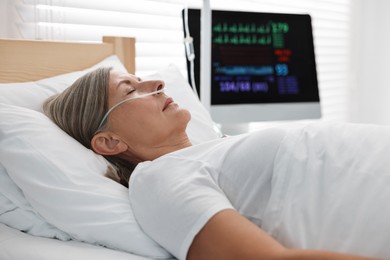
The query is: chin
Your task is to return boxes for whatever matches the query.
[182,108,192,122]
[176,108,191,126]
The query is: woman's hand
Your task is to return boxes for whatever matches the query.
[187,209,373,260]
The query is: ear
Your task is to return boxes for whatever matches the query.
[91,132,128,155]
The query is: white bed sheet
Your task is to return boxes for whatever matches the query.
[0,223,152,260]
[261,122,390,258]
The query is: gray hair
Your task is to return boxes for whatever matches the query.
[42,67,134,187]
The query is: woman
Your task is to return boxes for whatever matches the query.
[43,67,381,260]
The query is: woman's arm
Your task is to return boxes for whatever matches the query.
[187,209,373,260]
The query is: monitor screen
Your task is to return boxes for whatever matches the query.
[182,9,321,124]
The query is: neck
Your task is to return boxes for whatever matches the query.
[158,136,192,155]
[123,134,192,164]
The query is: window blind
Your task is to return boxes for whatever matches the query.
[10,0,353,123]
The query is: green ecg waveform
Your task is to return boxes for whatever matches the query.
[212,21,289,47]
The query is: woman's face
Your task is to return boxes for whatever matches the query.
[105,70,191,156]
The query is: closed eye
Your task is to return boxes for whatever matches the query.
[126,77,142,94]
[127,88,136,95]
[117,80,135,95]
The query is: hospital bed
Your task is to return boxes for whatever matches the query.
[1,36,390,260]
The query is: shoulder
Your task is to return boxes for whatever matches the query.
[129,155,222,201]
[128,156,234,259]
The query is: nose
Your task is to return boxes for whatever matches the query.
[156,80,165,91]
[140,79,165,93]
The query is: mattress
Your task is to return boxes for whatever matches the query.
[0,223,151,260]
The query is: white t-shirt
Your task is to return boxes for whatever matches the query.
[129,122,390,259]
[128,127,288,260]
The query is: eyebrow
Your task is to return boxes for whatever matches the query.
[116,76,142,89]
[116,79,130,89]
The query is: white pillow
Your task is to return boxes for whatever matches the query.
[0,58,218,258]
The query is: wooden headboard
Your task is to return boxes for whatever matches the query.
[0,36,135,83]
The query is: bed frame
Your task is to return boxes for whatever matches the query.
[0,36,135,83]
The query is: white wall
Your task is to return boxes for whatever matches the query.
[350,0,390,125]
[0,0,24,39]
[0,0,8,38]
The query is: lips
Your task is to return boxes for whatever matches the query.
[163,98,174,111]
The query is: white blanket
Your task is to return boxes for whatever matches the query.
[262,122,390,258]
